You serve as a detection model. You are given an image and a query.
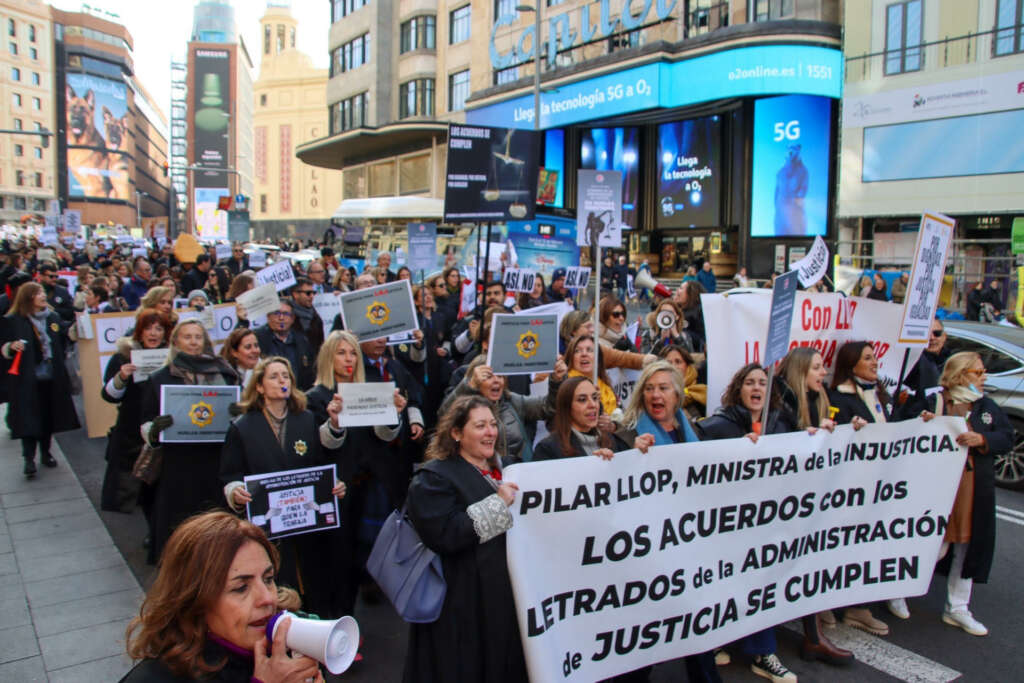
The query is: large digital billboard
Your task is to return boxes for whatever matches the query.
[191,47,232,237]
[656,115,720,228]
[751,94,832,237]
[443,125,540,222]
[65,73,133,200]
[579,127,639,230]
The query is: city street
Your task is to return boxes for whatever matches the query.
[1,378,1015,682]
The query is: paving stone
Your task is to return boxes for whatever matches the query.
[39,618,128,670]
[0,470,79,495]
[2,496,95,525]
[0,532,10,554]
[26,564,138,608]
[0,624,40,664]
[13,526,112,561]
[0,580,25,602]
[32,587,142,637]
[47,653,135,683]
[0,655,47,682]
[0,595,31,630]
[8,509,104,541]
[0,550,15,576]
[18,543,123,582]
[0,483,87,509]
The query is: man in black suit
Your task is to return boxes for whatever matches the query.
[224,243,250,276]
[37,261,75,325]
[181,253,211,294]
[253,298,316,389]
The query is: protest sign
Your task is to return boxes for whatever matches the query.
[256,260,297,292]
[791,236,829,287]
[63,209,82,234]
[577,170,623,247]
[503,418,967,682]
[459,279,476,318]
[701,291,923,414]
[899,213,954,344]
[444,124,540,222]
[131,247,148,259]
[56,270,78,293]
[515,301,574,330]
[487,314,558,375]
[337,381,398,427]
[312,292,341,339]
[608,367,641,406]
[177,307,216,330]
[159,385,239,443]
[565,267,591,290]
[130,348,169,382]
[249,249,267,267]
[406,222,437,273]
[245,465,339,540]
[215,243,232,261]
[503,268,537,294]
[40,225,58,245]
[763,270,800,367]
[237,283,280,320]
[76,310,94,340]
[339,279,419,342]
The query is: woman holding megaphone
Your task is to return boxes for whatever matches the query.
[641,300,692,355]
[121,511,326,683]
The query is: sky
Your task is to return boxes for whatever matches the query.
[51,0,330,120]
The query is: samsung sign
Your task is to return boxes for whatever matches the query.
[469,45,843,130]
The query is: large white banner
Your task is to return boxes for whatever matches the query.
[701,291,923,414]
[503,418,966,682]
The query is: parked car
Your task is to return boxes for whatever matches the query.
[942,321,1024,490]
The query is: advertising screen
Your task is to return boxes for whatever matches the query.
[538,129,564,208]
[195,187,229,241]
[443,124,540,222]
[751,94,832,237]
[191,47,232,237]
[65,73,134,200]
[656,115,721,228]
[579,127,639,230]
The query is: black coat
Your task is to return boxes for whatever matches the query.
[694,404,793,441]
[828,385,893,425]
[44,283,75,324]
[253,325,315,390]
[180,266,207,295]
[931,394,1013,584]
[119,639,256,683]
[141,362,237,560]
[404,457,527,683]
[1,312,80,438]
[533,430,629,461]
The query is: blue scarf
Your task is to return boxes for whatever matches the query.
[635,408,699,446]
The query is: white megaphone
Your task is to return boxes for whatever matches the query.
[265,611,360,675]
[634,270,673,299]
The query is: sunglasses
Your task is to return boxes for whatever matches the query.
[610,311,625,318]
[931,329,944,337]
[966,368,986,376]
[294,290,314,295]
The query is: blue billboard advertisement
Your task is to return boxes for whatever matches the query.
[657,115,721,228]
[506,215,579,277]
[579,127,640,230]
[750,94,833,237]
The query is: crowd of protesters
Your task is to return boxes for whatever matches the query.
[0,234,1005,683]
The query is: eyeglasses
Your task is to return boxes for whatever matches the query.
[269,311,294,318]
[294,290,314,295]
[610,310,625,319]
[931,329,945,338]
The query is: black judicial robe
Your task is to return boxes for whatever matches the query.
[403,457,526,683]
[220,409,330,609]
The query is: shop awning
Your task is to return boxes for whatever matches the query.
[296,121,448,170]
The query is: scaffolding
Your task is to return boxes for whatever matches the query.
[169,60,188,235]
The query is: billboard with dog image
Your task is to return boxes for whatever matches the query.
[65,73,134,200]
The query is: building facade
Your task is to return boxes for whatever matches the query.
[839,0,1024,305]
[52,6,170,229]
[0,0,55,224]
[251,3,343,240]
[299,0,844,279]
[187,0,255,240]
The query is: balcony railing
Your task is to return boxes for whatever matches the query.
[844,24,1024,83]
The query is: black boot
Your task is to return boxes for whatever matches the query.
[41,453,57,468]
[23,457,37,479]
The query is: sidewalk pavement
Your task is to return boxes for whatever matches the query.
[0,431,142,681]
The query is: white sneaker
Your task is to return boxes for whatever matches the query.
[751,653,797,683]
[886,598,910,620]
[942,610,988,636]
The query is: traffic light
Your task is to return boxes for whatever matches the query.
[162,161,168,177]
[40,127,50,149]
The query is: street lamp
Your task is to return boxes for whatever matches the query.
[515,4,542,132]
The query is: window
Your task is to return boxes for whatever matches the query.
[944,333,1023,374]
[31,97,39,110]
[31,72,39,85]
[333,33,370,75]
[260,94,267,106]
[290,27,295,48]
[12,94,20,107]
[399,79,434,118]
[33,147,41,159]
[400,16,436,53]
[15,170,23,186]
[494,66,520,85]
[9,41,16,55]
[449,69,470,111]
[13,118,21,129]
[260,194,267,212]
[10,67,19,80]
[29,47,36,60]
[14,196,25,210]
[450,5,471,44]
[13,144,22,157]
[28,24,35,42]
[32,121,40,130]
[885,0,923,75]
[995,0,1024,56]
[752,0,794,21]
[8,19,14,37]
[32,198,45,211]
[277,24,285,52]
[264,24,271,54]
[332,0,368,21]
[33,172,42,188]
[494,0,516,18]
[330,92,369,133]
